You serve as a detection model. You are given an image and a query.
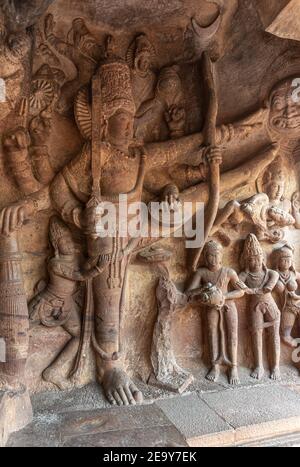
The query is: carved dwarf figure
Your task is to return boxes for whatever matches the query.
[126,33,156,111]
[239,234,281,381]
[29,216,109,389]
[186,241,246,385]
[274,245,300,349]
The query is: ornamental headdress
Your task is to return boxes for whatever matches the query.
[241,234,265,270]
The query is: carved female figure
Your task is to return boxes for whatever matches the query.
[274,245,300,349]
[239,234,280,381]
[186,241,246,385]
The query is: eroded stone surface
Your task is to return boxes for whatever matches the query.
[0,390,33,447]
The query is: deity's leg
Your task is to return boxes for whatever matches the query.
[281,309,297,348]
[225,303,240,385]
[93,270,143,406]
[269,321,281,380]
[251,307,265,380]
[206,307,220,382]
[43,309,81,390]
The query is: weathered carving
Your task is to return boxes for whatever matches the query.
[274,245,300,349]
[135,65,185,142]
[126,33,156,112]
[139,246,193,393]
[239,234,281,381]
[43,14,104,114]
[187,241,246,385]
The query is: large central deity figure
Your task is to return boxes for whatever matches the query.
[0,46,279,405]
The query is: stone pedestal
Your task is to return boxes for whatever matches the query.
[0,390,33,447]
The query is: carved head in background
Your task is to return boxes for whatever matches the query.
[49,216,76,257]
[203,240,223,271]
[268,76,300,138]
[262,160,286,202]
[156,65,183,107]
[241,234,265,273]
[127,34,156,76]
[274,244,295,274]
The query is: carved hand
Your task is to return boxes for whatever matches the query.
[205,146,222,166]
[44,13,55,39]
[0,204,27,237]
[162,184,181,212]
[165,105,186,137]
[3,127,30,154]
[29,113,52,146]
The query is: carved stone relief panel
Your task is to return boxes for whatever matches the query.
[0,1,300,425]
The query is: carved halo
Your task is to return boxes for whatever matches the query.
[74,86,92,140]
[126,33,156,69]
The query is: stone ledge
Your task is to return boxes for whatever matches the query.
[156,385,300,447]
[0,390,33,447]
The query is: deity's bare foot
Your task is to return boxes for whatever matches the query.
[228,366,240,386]
[206,365,220,383]
[251,366,264,380]
[43,367,73,390]
[281,335,298,348]
[270,367,281,381]
[102,367,143,406]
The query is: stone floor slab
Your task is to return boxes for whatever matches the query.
[0,390,33,447]
[156,393,233,443]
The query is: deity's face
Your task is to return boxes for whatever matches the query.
[278,254,293,272]
[248,254,263,272]
[57,234,76,256]
[268,77,300,137]
[107,110,134,151]
[266,180,285,201]
[135,51,151,74]
[205,249,222,270]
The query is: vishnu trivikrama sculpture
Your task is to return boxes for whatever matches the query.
[3,1,300,410]
[0,43,283,405]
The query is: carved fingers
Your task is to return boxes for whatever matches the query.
[162,184,181,212]
[0,204,26,236]
[165,105,186,136]
[44,14,55,38]
[3,127,30,153]
[205,146,222,166]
